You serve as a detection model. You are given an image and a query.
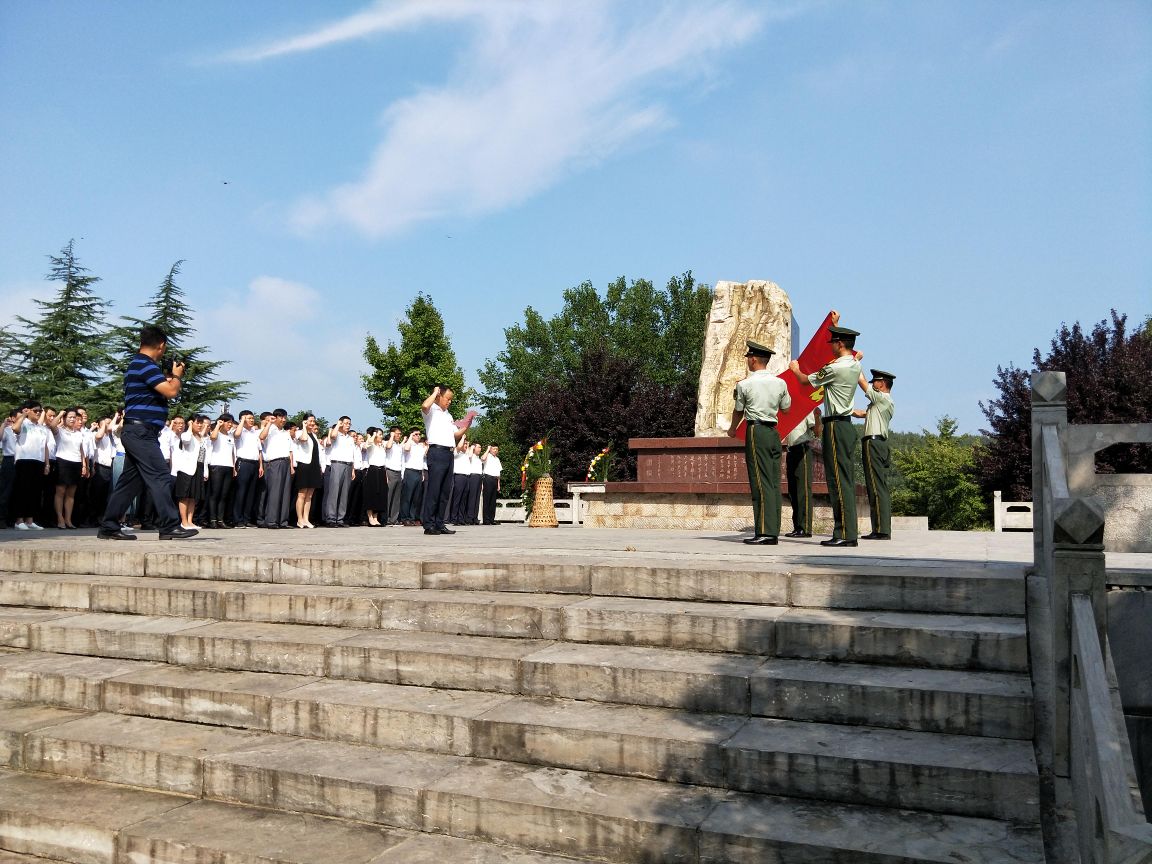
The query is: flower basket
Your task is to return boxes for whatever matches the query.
[528,475,559,527]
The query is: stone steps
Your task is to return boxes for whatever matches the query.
[0,720,1045,863]
[0,611,1033,738]
[0,654,1038,822]
[0,573,1028,670]
[0,548,1025,614]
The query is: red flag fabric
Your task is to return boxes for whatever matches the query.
[735,311,838,441]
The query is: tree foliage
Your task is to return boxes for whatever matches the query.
[361,293,469,432]
[975,310,1152,500]
[892,416,988,530]
[12,240,113,410]
[107,260,246,416]
[479,272,711,489]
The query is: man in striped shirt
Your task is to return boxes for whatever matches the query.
[98,325,198,541]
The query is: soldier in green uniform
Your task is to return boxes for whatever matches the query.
[729,340,791,545]
[782,408,821,537]
[789,324,861,547]
[853,369,895,539]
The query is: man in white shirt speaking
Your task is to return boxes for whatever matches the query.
[420,385,472,536]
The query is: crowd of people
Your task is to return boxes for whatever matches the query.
[0,333,504,538]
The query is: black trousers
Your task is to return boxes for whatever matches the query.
[464,474,482,524]
[88,463,113,527]
[422,445,453,531]
[13,459,45,521]
[399,469,424,521]
[101,423,181,534]
[481,475,499,524]
[448,473,469,523]
[233,459,260,525]
[260,458,291,528]
[0,455,15,525]
[207,465,234,524]
[785,444,813,534]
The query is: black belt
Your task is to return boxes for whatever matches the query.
[861,435,887,441]
[237,457,259,463]
[747,419,776,427]
[329,459,352,464]
[428,444,453,451]
[123,417,164,428]
[823,415,852,422]
[264,456,288,463]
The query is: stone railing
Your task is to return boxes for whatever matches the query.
[1029,371,1152,862]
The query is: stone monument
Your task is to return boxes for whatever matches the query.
[694,280,793,437]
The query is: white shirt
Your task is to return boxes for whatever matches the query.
[95,432,116,468]
[54,427,84,463]
[352,446,366,471]
[469,452,485,475]
[453,451,471,474]
[235,426,262,461]
[482,454,502,478]
[159,427,178,463]
[422,404,457,448]
[14,422,48,462]
[327,432,356,462]
[1,425,17,458]
[46,430,56,460]
[208,432,235,468]
[293,431,316,466]
[262,425,293,461]
[403,441,427,472]
[80,427,97,461]
[384,439,404,471]
[173,431,209,477]
[364,442,388,468]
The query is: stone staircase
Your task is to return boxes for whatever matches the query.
[0,545,1045,863]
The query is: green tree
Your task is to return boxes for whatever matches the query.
[362,293,469,431]
[12,240,114,412]
[892,416,988,530]
[106,260,247,416]
[478,272,711,486]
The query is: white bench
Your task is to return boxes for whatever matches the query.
[492,497,581,524]
[993,491,1033,532]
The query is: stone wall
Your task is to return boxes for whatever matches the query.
[694,280,792,437]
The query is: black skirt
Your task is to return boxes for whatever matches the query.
[174,465,206,500]
[56,458,82,486]
[294,440,322,490]
[362,465,388,510]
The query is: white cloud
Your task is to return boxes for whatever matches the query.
[222,0,784,237]
[0,282,53,330]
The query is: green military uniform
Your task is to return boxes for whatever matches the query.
[782,411,818,535]
[808,326,862,543]
[861,369,895,538]
[735,341,791,542]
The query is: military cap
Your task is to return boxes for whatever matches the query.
[869,369,896,383]
[744,340,775,359]
[827,325,860,344]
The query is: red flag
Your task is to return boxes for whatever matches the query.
[735,311,837,441]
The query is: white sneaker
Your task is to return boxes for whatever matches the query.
[27,522,43,530]
[15,523,28,531]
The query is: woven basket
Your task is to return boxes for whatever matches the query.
[528,475,559,528]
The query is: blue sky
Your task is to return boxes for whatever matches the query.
[1,0,1149,434]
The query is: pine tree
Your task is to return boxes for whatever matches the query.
[362,293,469,431]
[107,261,247,417]
[13,240,113,412]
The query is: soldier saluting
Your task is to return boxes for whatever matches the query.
[789,322,861,547]
[729,340,790,545]
[854,369,895,539]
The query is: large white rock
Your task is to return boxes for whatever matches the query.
[694,280,792,437]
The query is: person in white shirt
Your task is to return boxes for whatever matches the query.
[89,411,122,528]
[449,438,472,525]
[480,445,503,525]
[398,429,427,525]
[231,410,262,528]
[11,401,49,530]
[50,407,88,529]
[72,406,98,526]
[323,416,355,527]
[360,427,389,527]
[258,409,294,529]
[173,415,210,530]
[420,385,472,535]
[383,426,405,525]
[462,441,484,525]
[292,414,322,529]
[348,430,367,526]
[206,413,237,529]
[0,409,19,529]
